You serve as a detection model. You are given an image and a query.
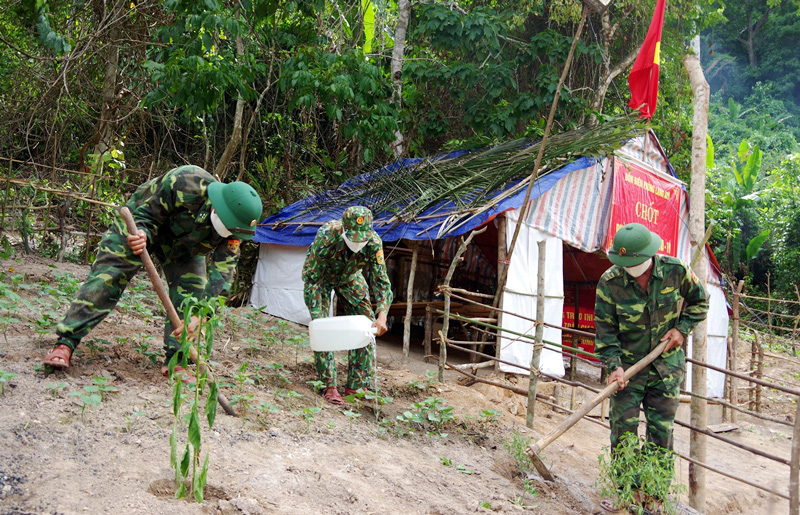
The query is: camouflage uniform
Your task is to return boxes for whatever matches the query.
[55,166,241,362]
[594,255,708,452]
[302,214,393,390]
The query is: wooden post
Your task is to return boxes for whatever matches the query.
[495,213,507,373]
[424,305,433,362]
[790,396,800,515]
[729,280,744,423]
[684,51,710,511]
[756,334,764,413]
[750,332,758,411]
[402,242,419,363]
[527,239,546,429]
[1,158,11,234]
[570,283,579,410]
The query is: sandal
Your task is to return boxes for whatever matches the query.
[344,387,371,397]
[44,344,72,370]
[599,499,627,514]
[322,386,344,406]
[161,365,196,385]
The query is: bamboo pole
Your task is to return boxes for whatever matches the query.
[570,283,579,410]
[730,280,744,423]
[402,242,419,363]
[685,356,800,396]
[527,240,546,429]
[790,397,800,514]
[751,332,758,410]
[423,305,433,362]
[495,213,507,373]
[757,334,765,413]
[491,7,588,311]
[681,389,793,427]
[1,158,11,234]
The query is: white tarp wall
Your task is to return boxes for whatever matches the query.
[250,243,310,325]
[684,277,729,398]
[499,209,565,376]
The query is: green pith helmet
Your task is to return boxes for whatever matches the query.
[607,223,662,267]
[207,181,262,240]
[341,206,373,243]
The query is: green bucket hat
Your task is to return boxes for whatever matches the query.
[207,181,263,240]
[341,206,373,243]
[607,223,662,267]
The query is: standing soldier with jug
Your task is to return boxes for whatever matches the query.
[302,206,392,405]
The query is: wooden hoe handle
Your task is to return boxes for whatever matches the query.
[119,207,237,417]
[529,339,670,455]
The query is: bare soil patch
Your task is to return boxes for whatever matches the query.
[0,255,795,514]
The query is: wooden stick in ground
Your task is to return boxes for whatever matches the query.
[524,340,670,481]
[790,396,800,515]
[402,241,418,363]
[119,207,237,417]
[526,239,546,429]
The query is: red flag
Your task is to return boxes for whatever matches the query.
[628,0,666,119]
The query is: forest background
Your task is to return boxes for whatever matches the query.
[1,0,799,304]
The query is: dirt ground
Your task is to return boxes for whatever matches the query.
[0,255,796,514]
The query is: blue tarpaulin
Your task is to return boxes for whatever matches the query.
[254,156,596,246]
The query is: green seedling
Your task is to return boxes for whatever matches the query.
[0,370,19,395]
[456,464,474,475]
[439,456,452,467]
[85,338,112,357]
[168,295,225,503]
[504,430,535,476]
[256,402,280,427]
[294,406,322,432]
[124,410,146,433]
[344,388,393,419]
[230,393,255,417]
[396,397,454,434]
[47,382,67,398]
[68,388,102,421]
[596,433,685,515]
[90,376,118,401]
[275,389,303,408]
[480,502,492,509]
[343,409,362,428]
[233,363,255,392]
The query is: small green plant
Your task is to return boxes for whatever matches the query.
[504,430,535,475]
[233,363,255,391]
[85,338,112,357]
[90,376,119,400]
[256,402,280,427]
[168,295,225,503]
[68,386,102,421]
[596,433,685,515]
[275,388,303,408]
[479,501,492,509]
[124,410,146,433]
[439,456,452,467]
[47,382,67,398]
[343,409,362,428]
[230,393,256,416]
[0,370,19,395]
[343,387,393,419]
[396,397,455,434]
[294,406,322,432]
[478,409,501,431]
[456,464,474,475]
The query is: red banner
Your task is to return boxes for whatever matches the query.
[562,285,599,362]
[606,158,682,256]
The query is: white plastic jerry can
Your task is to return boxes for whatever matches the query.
[308,315,377,352]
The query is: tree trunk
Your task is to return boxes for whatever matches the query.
[94,22,120,156]
[587,9,636,125]
[684,50,710,513]
[390,0,411,157]
[214,33,246,180]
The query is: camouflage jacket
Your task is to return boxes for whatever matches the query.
[594,255,709,378]
[121,165,240,298]
[302,220,393,314]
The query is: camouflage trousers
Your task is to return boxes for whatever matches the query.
[609,364,683,452]
[304,276,375,390]
[55,224,208,363]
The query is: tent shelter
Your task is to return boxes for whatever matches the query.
[252,125,729,397]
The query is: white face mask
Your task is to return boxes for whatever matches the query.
[210,209,232,238]
[624,258,652,278]
[343,232,368,253]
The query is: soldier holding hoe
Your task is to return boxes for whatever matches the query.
[43,165,263,381]
[594,223,709,512]
[302,206,392,405]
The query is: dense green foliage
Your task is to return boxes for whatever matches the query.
[1,0,800,301]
